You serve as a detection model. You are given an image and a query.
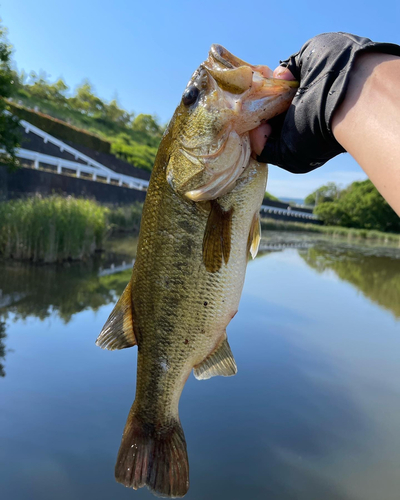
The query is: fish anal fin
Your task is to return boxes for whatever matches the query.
[96,280,137,350]
[202,200,233,273]
[194,332,237,380]
[247,212,261,259]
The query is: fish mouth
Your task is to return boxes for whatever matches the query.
[183,45,298,202]
[209,44,251,70]
[205,44,298,96]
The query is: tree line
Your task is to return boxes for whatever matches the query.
[0,22,19,169]
[305,181,400,233]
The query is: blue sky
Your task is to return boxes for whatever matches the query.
[2,0,399,199]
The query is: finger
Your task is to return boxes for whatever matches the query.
[249,122,272,157]
[272,66,296,80]
[256,135,281,166]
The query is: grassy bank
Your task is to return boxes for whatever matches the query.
[0,196,109,263]
[261,218,400,244]
[0,196,144,263]
[1,197,398,264]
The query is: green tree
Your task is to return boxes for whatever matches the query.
[27,72,69,105]
[49,78,69,104]
[131,114,164,146]
[315,180,400,232]
[0,319,6,377]
[104,99,132,126]
[70,80,106,117]
[264,191,280,202]
[305,182,341,206]
[0,21,20,169]
[300,246,400,318]
[131,113,162,135]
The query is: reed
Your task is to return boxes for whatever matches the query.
[107,202,143,234]
[0,195,109,263]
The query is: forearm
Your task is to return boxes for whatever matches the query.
[332,53,400,216]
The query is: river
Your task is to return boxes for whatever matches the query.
[1,231,400,500]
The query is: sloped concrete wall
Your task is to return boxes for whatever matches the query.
[0,166,147,205]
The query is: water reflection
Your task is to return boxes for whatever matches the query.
[0,236,137,324]
[0,261,132,323]
[0,320,6,377]
[1,233,400,499]
[299,245,400,318]
[186,294,366,500]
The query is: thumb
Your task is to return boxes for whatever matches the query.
[256,136,282,167]
[273,66,296,80]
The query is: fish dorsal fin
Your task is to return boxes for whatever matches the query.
[202,200,233,273]
[96,280,137,350]
[247,212,261,259]
[193,332,237,380]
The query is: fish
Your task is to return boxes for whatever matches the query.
[96,44,297,497]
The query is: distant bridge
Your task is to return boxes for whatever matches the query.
[260,202,320,223]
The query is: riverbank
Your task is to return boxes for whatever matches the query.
[1,196,399,263]
[0,196,145,263]
[261,218,400,245]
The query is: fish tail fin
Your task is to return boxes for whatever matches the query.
[115,410,189,498]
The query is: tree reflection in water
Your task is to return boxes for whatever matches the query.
[0,320,6,377]
[0,261,132,323]
[1,238,399,379]
[299,245,400,318]
[0,260,133,378]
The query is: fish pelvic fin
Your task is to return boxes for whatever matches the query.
[202,200,233,273]
[193,332,237,380]
[247,212,261,260]
[115,411,189,498]
[96,280,137,350]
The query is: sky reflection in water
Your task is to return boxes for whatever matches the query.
[1,233,400,500]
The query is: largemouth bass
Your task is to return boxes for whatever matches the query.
[96,45,297,497]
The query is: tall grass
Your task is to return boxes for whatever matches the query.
[0,196,109,263]
[107,202,143,234]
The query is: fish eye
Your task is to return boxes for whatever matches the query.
[182,86,199,106]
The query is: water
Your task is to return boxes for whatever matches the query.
[1,232,400,500]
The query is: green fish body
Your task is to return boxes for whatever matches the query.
[96,45,297,497]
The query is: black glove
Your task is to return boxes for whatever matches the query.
[257,32,400,173]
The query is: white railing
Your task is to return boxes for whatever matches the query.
[2,114,150,190]
[20,119,127,177]
[98,259,135,276]
[260,204,317,220]
[8,148,149,191]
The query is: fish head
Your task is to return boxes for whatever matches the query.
[166,44,298,202]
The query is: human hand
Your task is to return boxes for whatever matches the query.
[250,32,400,173]
[249,66,295,160]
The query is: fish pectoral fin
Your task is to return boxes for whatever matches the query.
[202,200,233,273]
[193,332,237,380]
[95,280,137,350]
[247,212,261,259]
